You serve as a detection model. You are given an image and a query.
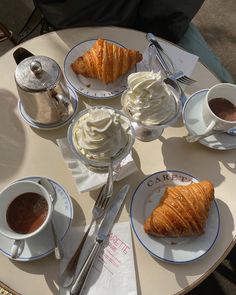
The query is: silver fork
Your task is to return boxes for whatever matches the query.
[146,33,196,85]
[171,70,196,85]
[60,184,112,288]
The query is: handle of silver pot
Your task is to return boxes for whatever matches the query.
[13,47,34,65]
[55,93,71,108]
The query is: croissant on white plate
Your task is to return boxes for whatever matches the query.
[71,39,143,84]
[144,180,214,237]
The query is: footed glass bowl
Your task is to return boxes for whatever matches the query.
[121,83,182,142]
[67,105,135,173]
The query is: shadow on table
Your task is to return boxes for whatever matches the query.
[9,200,85,295]
[188,211,236,295]
[187,243,236,294]
[124,134,235,295]
[159,135,236,187]
[0,89,26,182]
[154,198,234,292]
[11,254,61,294]
[157,133,236,292]
[130,196,233,294]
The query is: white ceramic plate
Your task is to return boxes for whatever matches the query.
[0,176,73,261]
[183,89,236,150]
[64,38,137,99]
[18,86,79,130]
[130,170,220,264]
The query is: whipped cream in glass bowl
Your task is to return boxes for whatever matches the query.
[67,106,135,172]
[121,71,181,141]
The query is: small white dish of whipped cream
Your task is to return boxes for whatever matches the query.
[121,71,181,141]
[67,106,135,171]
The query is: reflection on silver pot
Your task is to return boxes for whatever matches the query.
[13,47,74,125]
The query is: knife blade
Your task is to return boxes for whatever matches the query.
[70,184,130,295]
[146,32,188,105]
[146,32,173,76]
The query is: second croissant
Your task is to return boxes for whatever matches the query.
[71,39,143,84]
[144,181,215,238]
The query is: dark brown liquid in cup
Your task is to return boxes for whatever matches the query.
[6,192,48,234]
[209,98,236,121]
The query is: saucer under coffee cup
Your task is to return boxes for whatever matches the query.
[0,180,53,258]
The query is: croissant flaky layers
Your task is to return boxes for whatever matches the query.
[144,181,214,237]
[71,39,143,84]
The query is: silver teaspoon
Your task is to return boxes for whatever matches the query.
[185,128,236,143]
[38,178,64,259]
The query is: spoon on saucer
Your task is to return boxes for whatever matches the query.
[38,178,64,259]
[185,128,236,143]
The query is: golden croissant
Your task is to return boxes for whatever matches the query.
[71,39,143,84]
[144,181,214,237]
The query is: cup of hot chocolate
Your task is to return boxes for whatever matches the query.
[202,83,236,136]
[0,180,53,258]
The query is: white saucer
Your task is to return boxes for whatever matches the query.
[183,89,236,150]
[0,176,73,261]
[18,86,79,130]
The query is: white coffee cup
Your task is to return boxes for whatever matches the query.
[202,83,236,136]
[0,180,53,258]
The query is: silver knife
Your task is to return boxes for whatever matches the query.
[70,184,130,295]
[146,32,188,105]
[146,32,173,76]
[146,32,164,51]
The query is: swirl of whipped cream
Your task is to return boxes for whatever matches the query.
[122,71,177,125]
[72,108,130,162]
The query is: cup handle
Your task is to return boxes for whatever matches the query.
[185,120,217,143]
[201,120,217,136]
[11,239,24,258]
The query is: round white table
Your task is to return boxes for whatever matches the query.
[0,26,235,295]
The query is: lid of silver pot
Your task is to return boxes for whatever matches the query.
[15,55,61,92]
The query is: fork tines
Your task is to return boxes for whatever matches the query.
[95,185,110,209]
[177,75,196,85]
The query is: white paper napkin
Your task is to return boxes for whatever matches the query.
[159,40,199,77]
[137,41,198,78]
[57,138,138,193]
[60,222,137,295]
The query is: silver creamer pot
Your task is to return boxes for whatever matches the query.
[14,48,74,125]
